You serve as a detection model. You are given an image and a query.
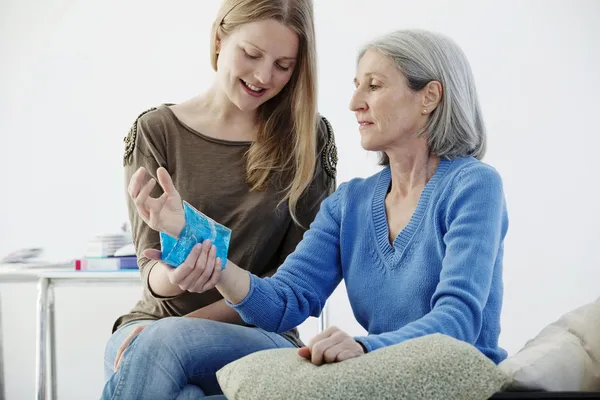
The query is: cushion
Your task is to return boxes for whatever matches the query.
[499,297,600,391]
[216,333,508,400]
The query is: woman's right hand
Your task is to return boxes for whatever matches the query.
[128,166,186,238]
[114,325,146,371]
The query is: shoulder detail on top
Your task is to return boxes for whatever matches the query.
[318,115,338,181]
[123,104,177,166]
[123,106,159,166]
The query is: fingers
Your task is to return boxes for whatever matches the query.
[322,342,348,364]
[297,346,311,360]
[336,349,363,362]
[134,178,157,219]
[157,167,178,195]
[190,244,217,292]
[201,257,222,292]
[178,241,211,290]
[307,327,357,365]
[168,243,204,287]
[165,241,221,293]
[127,167,147,199]
[310,334,342,365]
[114,325,146,371]
[308,326,338,348]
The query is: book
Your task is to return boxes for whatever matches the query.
[74,256,138,271]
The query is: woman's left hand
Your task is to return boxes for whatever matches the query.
[298,326,365,365]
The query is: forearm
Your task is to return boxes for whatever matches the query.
[147,261,185,297]
[184,298,247,325]
[215,260,251,304]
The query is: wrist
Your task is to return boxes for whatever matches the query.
[171,216,186,239]
[355,340,368,354]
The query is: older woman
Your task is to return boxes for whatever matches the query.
[129,28,508,391]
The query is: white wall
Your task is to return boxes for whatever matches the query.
[1,0,599,399]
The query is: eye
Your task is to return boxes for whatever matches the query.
[243,50,260,59]
[369,84,379,91]
[276,64,290,72]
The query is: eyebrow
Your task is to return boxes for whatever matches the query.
[242,41,297,61]
[353,72,385,86]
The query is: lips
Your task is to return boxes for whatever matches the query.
[240,79,267,98]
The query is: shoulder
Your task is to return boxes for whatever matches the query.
[446,157,504,192]
[333,167,388,206]
[315,114,338,182]
[439,157,505,207]
[123,104,175,166]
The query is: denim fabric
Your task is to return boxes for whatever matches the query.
[104,319,154,382]
[160,201,232,267]
[100,317,296,399]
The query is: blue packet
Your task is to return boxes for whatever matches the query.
[159,201,231,269]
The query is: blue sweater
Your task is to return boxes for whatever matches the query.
[231,157,509,364]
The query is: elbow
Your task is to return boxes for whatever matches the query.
[435,295,483,344]
[454,301,483,344]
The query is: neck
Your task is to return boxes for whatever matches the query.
[386,142,439,198]
[201,83,258,132]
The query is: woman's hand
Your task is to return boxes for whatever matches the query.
[114,325,147,371]
[298,326,365,365]
[144,242,222,293]
[128,166,186,238]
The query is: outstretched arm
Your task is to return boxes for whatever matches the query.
[215,187,345,333]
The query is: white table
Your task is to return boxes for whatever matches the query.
[0,267,330,400]
[0,267,140,400]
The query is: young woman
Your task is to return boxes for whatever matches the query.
[102,0,337,398]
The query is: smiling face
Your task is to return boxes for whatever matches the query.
[349,49,432,154]
[215,18,299,112]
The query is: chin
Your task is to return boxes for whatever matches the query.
[360,136,378,152]
[230,94,264,112]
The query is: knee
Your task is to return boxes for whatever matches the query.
[137,317,189,351]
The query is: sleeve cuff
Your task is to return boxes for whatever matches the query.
[225,271,256,309]
[353,336,374,353]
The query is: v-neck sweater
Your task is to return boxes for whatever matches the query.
[231,156,509,364]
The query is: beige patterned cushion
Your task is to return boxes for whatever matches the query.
[216,333,508,400]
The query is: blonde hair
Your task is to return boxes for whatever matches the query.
[211,0,318,225]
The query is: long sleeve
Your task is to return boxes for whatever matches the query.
[123,108,171,298]
[230,184,345,333]
[354,165,508,352]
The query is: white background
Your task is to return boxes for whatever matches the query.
[1,0,599,398]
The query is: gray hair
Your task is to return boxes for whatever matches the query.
[357,29,486,163]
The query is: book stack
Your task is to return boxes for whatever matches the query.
[75,231,138,271]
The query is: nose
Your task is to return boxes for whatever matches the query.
[349,90,368,112]
[254,61,273,85]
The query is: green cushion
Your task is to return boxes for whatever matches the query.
[217,333,509,400]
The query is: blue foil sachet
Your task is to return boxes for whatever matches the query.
[159,201,231,269]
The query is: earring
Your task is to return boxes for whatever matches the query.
[422,109,427,114]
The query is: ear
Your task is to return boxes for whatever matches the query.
[216,37,221,54]
[421,81,443,115]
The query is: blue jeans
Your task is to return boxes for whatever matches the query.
[101,317,296,399]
